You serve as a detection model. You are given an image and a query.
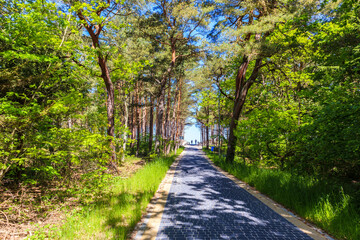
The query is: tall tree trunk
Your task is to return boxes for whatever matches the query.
[211,125,214,145]
[122,93,129,162]
[153,39,176,154]
[205,106,210,149]
[206,124,209,150]
[164,78,172,154]
[164,78,171,138]
[174,79,182,151]
[98,57,118,170]
[156,91,165,152]
[142,96,146,136]
[135,81,140,156]
[117,82,129,163]
[149,96,154,154]
[225,58,262,163]
[170,83,178,151]
[130,95,135,148]
[76,10,119,172]
[201,125,204,148]
[218,125,222,156]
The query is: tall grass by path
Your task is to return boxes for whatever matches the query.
[204,149,360,240]
[36,148,184,240]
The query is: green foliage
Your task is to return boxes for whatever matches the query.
[196,89,218,126]
[221,0,360,179]
[236,98,300,168]
[293,98,360,178]
[0,0,117,183]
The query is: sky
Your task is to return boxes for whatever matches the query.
[184,118,201,143]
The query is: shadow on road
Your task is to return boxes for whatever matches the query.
[155,147,313,240]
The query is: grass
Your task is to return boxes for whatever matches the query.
[204,149,360,240]
[32,148,183,240]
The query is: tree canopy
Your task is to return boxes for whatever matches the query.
[1,0,360,238]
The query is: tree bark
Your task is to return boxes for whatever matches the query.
[206,124,209,150]
[118,82,129,163]
[130,95,135,148]
[76,10,118,172]
[155,91,165,152]
[174,79,182,151]
[225,58,262,163]
[99,57,118,170]
[164,78,171,138]
[201,125,204,148]
[149,96,154,154]
[135,81,140,156]
[211,125,214,145]
[121,93,129,163]
[170,83,178,151]
[142,96,147,136]
[164,78,172,154]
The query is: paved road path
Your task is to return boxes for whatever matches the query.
[155,147,313,240]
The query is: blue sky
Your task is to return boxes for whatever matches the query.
[184,118,200,142]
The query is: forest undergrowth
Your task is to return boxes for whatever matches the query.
[0,148,183,239]
[29,147,183,240]
[0,156,146,239]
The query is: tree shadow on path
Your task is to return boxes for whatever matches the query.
[156,147,313,240]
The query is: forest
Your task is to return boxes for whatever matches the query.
[0,0,359,239]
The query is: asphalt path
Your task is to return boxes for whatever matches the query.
[155,147,313,240]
